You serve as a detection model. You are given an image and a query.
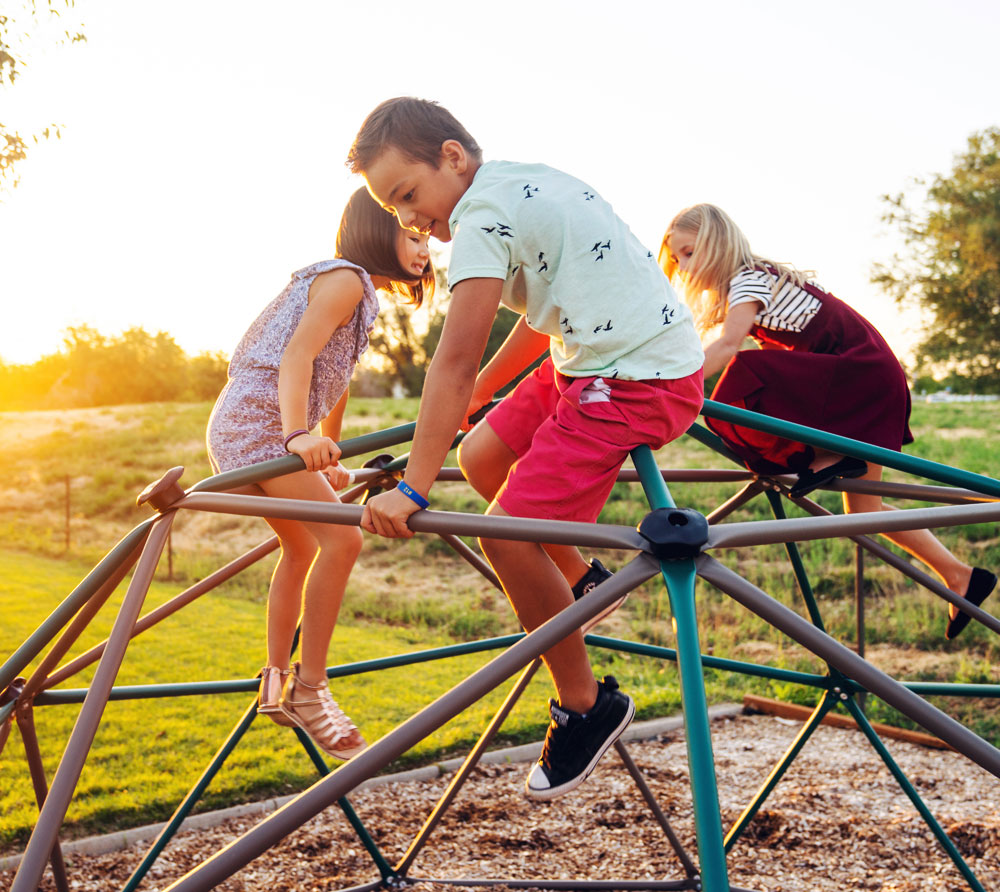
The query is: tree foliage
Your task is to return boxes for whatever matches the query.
[361,264,526,397]
[0,325,229,410]
[1,0,85,195]
[363,296,523,398]
[873,127,1000,392]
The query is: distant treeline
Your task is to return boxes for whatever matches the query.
[0,305,525,412]
[0,325,229,412]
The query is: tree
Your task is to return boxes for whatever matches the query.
[364,262,528,397]
[1,0,85,195]
[873,127,1000,392]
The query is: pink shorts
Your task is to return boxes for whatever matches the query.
[486,358,704,523]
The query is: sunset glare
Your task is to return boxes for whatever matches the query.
[2,0,999,366]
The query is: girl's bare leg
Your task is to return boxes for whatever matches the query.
[843,464,973,619]
[260,471,363,683]
[260,513,317,669]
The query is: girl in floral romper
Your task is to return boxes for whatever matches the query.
[207,188,433,756]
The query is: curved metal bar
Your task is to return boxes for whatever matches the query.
[697,555,1000,778]
[701,399,1000,498]
[0,520,154,694]
[708,500,1000,548]
[12,515,172,892]
[160,556,662,892]
[175,492,649,551]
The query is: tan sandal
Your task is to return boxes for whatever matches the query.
[258,666,295,727]
[279,663,367,760]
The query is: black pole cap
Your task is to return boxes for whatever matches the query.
[636,507,709,560]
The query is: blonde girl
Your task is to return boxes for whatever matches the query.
[660,203,994,639]
[207,188,433,756]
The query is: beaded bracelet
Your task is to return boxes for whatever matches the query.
[282,429,310,452]
[396,480,429,509]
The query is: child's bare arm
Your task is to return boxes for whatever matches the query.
[465,316,549,426]
[361,277,502,538]
[279,270,364,471]
[702,301,760,378]
[320,389,350,442]
[319,390,352,489]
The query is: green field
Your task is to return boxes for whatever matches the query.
[1,398,999,851]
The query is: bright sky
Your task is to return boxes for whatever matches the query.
[2,0,998,366]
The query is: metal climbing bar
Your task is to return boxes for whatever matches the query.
[6,398,1000,892]
[702,398,1000,498]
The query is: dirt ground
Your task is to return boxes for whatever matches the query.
[4,712,998,892]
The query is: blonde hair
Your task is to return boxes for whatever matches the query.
[658,204,807,333]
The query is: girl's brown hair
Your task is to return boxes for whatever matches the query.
[659,203,806,333]
[335,187,434,307]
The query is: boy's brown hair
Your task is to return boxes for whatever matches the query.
[346,97,482,173]
[336,187,434,307]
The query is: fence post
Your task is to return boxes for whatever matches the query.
[64,475,70,553]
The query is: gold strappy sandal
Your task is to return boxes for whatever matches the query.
[257,666,295,727]
[279,662,367,760]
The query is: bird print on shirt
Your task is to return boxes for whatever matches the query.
[523,184,539,199]
[591,240,611,261]
[481,222,514,238]
[537,252,548,273]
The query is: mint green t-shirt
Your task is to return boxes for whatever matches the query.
[447,160,704,381]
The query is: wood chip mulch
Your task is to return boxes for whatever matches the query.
[4,713,999,892]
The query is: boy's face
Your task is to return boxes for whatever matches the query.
[364,141,471,243]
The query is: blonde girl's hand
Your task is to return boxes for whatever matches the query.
[322,462,353,490]
[287,433,342,472]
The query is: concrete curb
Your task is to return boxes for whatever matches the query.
[0,704,743,871]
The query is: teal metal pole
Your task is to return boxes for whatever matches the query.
[844,696,986,892]
[702,400,1000,497]
[189,423,419,494]
[724,692,837,851]
[905,682,1000,697]
[35,635,526,705]
[189,425,470,496]
[684,421,745,465]
[632,445,729,891]
[584,634,831,688]
[765,491,826,631]
[294,732,397,880]
[120,700,260,892]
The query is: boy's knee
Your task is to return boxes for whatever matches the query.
[457,436,481,476]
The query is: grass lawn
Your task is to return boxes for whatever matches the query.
[2,397,999,850]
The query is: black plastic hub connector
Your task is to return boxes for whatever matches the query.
[636,507,709,560]
[361,452,400,502]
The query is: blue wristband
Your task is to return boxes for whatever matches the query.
[396,481,429,509]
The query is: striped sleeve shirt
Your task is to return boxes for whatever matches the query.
[727,268,821,333]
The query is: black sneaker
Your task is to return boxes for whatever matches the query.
[525,676,635,801]
[571,559,624,631]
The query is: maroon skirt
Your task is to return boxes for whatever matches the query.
[706,283,913,475]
